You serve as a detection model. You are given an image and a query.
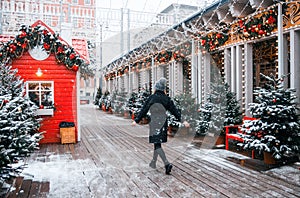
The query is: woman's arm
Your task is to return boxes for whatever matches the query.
[134,96,152,124]
[168,99,181,122]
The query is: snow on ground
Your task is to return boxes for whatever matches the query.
[20,146,300,197]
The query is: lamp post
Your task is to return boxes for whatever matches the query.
[94,22,103,101]
[99,23,103,93]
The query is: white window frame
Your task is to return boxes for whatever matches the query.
[26,81,55,116]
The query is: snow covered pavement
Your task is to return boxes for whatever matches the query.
[15,105,300,197]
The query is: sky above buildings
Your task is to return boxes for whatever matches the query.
[97,0,215,13]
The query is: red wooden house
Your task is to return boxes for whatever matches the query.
[0,20,88,143]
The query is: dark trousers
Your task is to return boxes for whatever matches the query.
[152,143,169,165]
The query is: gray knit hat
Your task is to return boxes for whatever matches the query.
[154,77,167,91]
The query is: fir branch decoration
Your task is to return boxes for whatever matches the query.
[0,24,84,71]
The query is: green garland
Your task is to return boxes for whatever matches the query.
[0,24,84,71]
[200,31,229,52]
[238,8,277,40]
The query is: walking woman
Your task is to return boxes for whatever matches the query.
[132,77,187,174]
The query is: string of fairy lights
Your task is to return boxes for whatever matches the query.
[104,0,299,82]
[106,0,267,71]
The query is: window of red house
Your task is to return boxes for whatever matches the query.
[26,81,54,116]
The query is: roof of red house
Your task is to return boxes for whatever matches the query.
[31,20,89,63]
[0,35,15,43]
[72,38,89,62]
[0,20,89,64]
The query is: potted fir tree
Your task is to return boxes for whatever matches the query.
[240,74,300,165]
[111,89,127,116]
[172,93,199,135]
[197,82,242,146]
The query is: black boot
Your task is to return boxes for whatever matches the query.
[165,163,173,174]
[149,160,156,169]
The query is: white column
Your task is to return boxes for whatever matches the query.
[169,63,174,97]
[290,30,300,104]
[204,53,211,99]
[236,45,243,102]
[128,65,132,94]
[278,3,284,78]
[191,39,197,98]
[283,34,289,87]
[224,48,231,85]
[142,69,150,90]
[151,57,156,87]
[177,62,183,95]
[132,71,138,92]
[157,66,164,79]
[244,43,253,116]
[197,51,203,104]
[231,46,236,92]
[76,69,81,141]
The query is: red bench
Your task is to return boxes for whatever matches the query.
[225,116,256,158]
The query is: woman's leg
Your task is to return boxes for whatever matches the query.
[154,143,169,166]
[154,143,172,174]
[150,143,172,174]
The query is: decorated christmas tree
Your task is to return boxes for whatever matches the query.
[127,88,150,120]
[195,97,213,135]
[240,74,300,161]
[94,87,102,106]
[173,93,199,128]
[98,90,111,111]
[0,61,43,182]
[224,83,242,126]
[208,81,227,135]
[196,81,241,136]
[111,88,128,115]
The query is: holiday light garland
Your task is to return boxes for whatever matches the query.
[0,24,84,71]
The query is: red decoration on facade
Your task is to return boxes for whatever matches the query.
[43,43,50,50]
[69,53,76,60]
[72,65,79,71]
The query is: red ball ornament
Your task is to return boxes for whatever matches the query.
[160,57,166,62]
[57,46,64,53]
[19,31,27,38]
[273,99,276,103]
[258,30,265,35]
[267,16,276,24]
[201,39,206,46]
[216,33,222,39]
[69,53,76,60]
[239,20,244,28]
[72,65,79,71]
[9,44,17,52]
[43,43,51,50]
[43,30,49,35]
[21,43,27,49]
[39,105,44,109]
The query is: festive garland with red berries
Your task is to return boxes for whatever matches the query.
[200,31,229,52]
[0,24,84,71]
[104,41,192,80]
[200,7,278,52]
[238,8,277,39]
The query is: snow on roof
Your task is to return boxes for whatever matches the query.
[72,38,90,63]
[0,35,15,43]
